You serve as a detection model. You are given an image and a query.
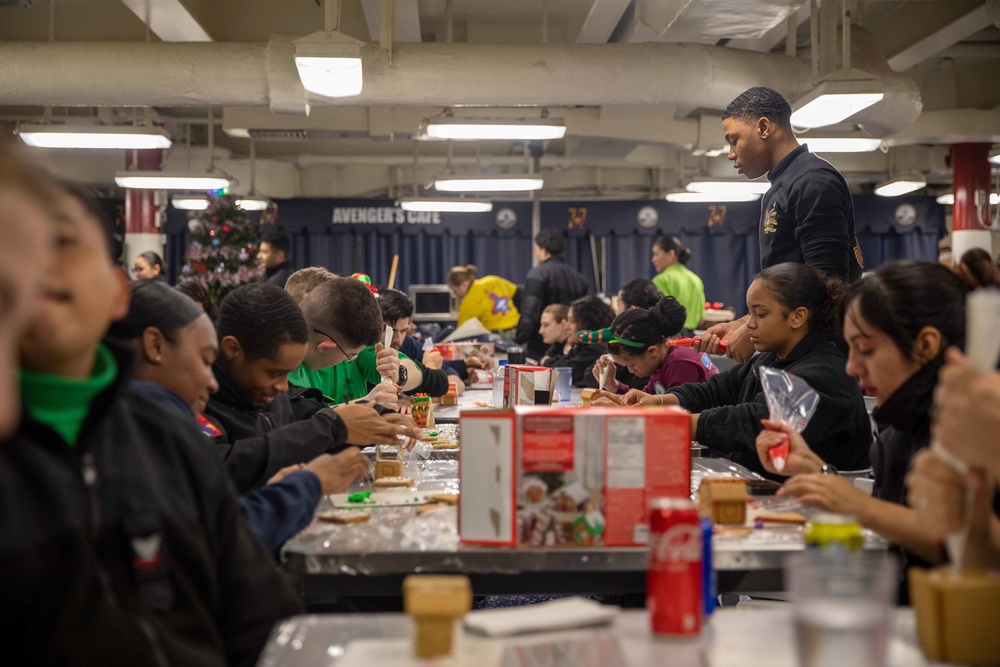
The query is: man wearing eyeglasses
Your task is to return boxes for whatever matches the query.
[289,278,424,410]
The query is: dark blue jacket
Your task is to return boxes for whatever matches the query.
[131,381,322,558]
[760,144,864,282]
[0,348,301,666]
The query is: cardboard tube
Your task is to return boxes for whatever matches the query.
[387,253,399,290]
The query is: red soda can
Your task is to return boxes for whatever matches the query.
[648,498,702,637]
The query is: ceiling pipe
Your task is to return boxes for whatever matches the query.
[0,35,920,136]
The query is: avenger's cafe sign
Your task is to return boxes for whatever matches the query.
[331,206,441,225]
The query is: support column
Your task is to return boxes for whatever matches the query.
[950,143,993,264]
[124,149,164,278]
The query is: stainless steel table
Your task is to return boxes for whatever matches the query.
[281,458,885,606]
[257,607,939,667]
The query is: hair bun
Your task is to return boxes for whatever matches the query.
[651,296,687,337]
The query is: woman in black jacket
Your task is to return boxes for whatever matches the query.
[544,296,615,387]
[756,261,970,599]
[624,262,872,477]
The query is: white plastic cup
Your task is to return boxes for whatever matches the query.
[786,552,897,667]
[553,367,573,403]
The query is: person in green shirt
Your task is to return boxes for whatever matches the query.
[289,277,423,407]
[651,234,706,332]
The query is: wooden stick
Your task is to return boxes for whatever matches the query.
[387,253,400,290]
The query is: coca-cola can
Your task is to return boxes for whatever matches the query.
[648,498,702,637]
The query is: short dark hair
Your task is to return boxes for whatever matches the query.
[57,180,120,261]
[138,251,165,272]
[379,289,414,324]
[839,260,968,360]
[534,229,566,256]
[570,295,615,332]
[108,279,204,343]
[756,262,842,336]
[259,226,290,255]
[619,278,662,310]
[654,235,692,265]
[723,86,792,127]
[610,296,687,356]
[175,279,218,322]
[301,277,384,348]
[216,283,308,360]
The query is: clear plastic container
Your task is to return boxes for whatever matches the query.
[492,359,508,409]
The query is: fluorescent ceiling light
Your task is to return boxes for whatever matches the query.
[172,197,209,211]
[115,171,233,191]
[423,117,566,141]
[236,197,270,211]
[936,193,1000,206]
[874,173,926,197]
[665,191,760,203]
[434,175,544,192]
[801,137,883,153]
[685,179,770,196]
[399,198,493,213]
[989,146,1000,165]
[294,31,364,98]
[18,124,172,150]
[791,74,885,129]
[172,196,269,210]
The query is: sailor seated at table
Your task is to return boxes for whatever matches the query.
[289,278,425,410]
[755,261,998,603]
[606,263,872,480]
[379,288,456,396]
[542,296,615,388]
[204,282,419,494]
[585,295,718,396]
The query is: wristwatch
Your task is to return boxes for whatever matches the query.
[819,463,839,476]
[396,364,408,387]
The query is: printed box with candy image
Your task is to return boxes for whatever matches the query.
[459,406,690,548]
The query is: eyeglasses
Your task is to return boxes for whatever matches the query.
[313,328,359,364]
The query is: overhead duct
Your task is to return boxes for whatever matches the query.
[0,35,920,136]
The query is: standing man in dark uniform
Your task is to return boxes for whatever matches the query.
[515,229,590,360]
[700,86,864,363]
[259,226,293,288]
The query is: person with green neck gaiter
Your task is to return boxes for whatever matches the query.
[0,146,54,441]
[2,181,302,665]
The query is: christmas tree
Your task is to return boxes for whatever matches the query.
[181,194,264,304]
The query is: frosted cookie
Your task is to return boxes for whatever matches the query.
[317,509,371,524]
[374,476,414,488]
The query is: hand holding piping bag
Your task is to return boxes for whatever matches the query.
[759,367,819,473]
[667,337,728,352]
[378,325,397,385]
[929,289,1000,575]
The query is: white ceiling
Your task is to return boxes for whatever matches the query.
[1,0,998,200]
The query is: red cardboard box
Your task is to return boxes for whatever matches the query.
[459,406,690,547]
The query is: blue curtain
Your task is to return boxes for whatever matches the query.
[162,195,943,308]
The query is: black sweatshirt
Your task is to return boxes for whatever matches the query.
[515,256,590,356]
[0,345,301,666]
[760,144,864,282]
[669,329,871,477]
[206,365,349,493]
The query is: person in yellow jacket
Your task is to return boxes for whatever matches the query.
[446,265,520,335]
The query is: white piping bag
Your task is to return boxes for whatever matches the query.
[599,354,614,390]
[380,324,395,385]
